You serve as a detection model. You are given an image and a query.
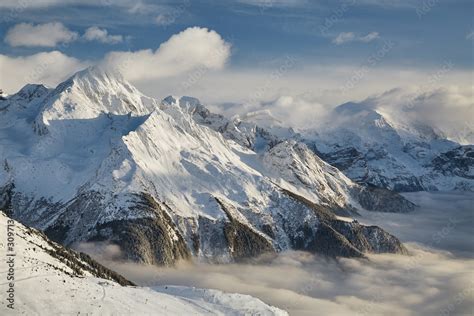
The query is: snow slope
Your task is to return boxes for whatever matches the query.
[0,212,287,315]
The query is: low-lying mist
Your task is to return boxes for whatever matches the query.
[79,192,474,316]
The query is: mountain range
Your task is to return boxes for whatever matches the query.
[235,99,474,192]
[2,67,464,266]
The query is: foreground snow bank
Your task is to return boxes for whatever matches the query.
[0,212,287,315]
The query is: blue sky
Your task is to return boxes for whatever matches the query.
[0,0,472,106]
[1,0,472,66]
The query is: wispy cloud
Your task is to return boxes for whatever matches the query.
[236,0,309,8]
[4,22,78,47]
[0,0,136,9]
[353,0,419,9]
[83,27,124,44]
[332,32,380,45]
[467,31,474,40]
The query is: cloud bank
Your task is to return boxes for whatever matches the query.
[367,87,474,144]
[1,26,471,143]
[80,192,474,316]
[0,51,87,93]
[0,26,230,94]
[5,22,79,47]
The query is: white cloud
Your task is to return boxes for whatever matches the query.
[354,0,419,8]
[467,31,474,40]
[0,51,87,93]
[0,0,136,8]
[366,86,474,144]
[1,27,470,136]
[5,22,78,47]
[112,247,474,316]
[332,32,380,45]
[359,31,380,42]
[83,27,123,44]
[131,62,470,110]
[332,32,356,45]
[0,0,66,8]
[237,0,308,7]
[102,26,231,81]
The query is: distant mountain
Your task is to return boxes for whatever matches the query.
[302,101,474,192]
[0,67,410,265]
[0,211,287,315]
[238,100,474,192]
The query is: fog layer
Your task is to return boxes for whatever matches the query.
[86,192,474,316]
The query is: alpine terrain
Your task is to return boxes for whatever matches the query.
[0,67,413,266]
[236,101,474,192]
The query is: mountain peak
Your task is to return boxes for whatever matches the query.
[71,66,125,84]
[31,67,158,136]
[54,66,129,96]
[13,84,50,101]
[162,95,203,110]
[334,101,382,120]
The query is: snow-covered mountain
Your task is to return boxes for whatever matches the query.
[300,101,474,192]
[0,67,410,266]
[0,212,287,315]
[237,100,473,192]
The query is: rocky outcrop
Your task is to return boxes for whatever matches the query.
[44,192,190,266]
[280,188,408,257]
[90,195,191,265]
[216,198,275,260]
[354,185,417,213]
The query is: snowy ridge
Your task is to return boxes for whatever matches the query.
[0,212,287,315]
[1,67,409,266]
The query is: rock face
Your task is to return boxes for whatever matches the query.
[354,185,417,213]
[0,67,410,265]
[44,193,191,265]
[426,145,474,190]
[277,188,407,257]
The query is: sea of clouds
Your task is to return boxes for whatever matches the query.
[81,192,474,316]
